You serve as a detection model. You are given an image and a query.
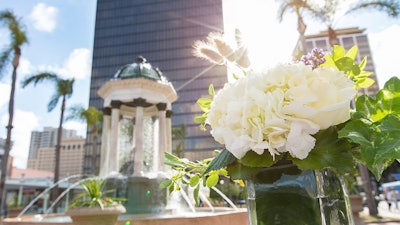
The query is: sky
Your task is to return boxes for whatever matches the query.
[1,0,400,169]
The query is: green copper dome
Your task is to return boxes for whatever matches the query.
[114,56,162,81]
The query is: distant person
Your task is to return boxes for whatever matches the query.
[388,187,399,211]
[384,187,392,209]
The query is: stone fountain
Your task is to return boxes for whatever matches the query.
[3,57,247,225]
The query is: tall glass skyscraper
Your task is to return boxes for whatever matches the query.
[86,0,227,174]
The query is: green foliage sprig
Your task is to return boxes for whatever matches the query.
[69,178,126,210]
[159,152,228,205]
[321,45,373,88]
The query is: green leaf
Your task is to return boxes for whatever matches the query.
[159,179,172,188]
[332,45,345,61]
[203,149,237,174]
[355,77,375,88]
[164,152,188,168]
[335,57,354,71]
[240,150,281,168]
[351,65,360,76]
[206,173,219,187]
[359,56,367,70]
[226,162,262,180]
[193,115,206,124]
[190,175,200,187]
[194,185,200,206]
[293,126,354,176]
[338,115,400,180]
[345,45,358,60]
[321,55,336,68]
[355,77,400,122]
[197,98,212,112]
[208,84,215,96]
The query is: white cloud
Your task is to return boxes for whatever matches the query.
[1,110,39,168]
[62,49,92,80]
[37,48,92,80]
[369,25,400,87]
[17,58,35,77]
[29,3,58,32]
[0,83,10,109]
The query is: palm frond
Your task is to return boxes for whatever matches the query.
[348,0,400,17]
[0,10,28,49]
[47,92,61,112]
[21,72,58,88]
[65,104,86,122]
[0,47,12,77]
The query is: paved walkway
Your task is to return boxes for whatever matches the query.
[362,201,400,224]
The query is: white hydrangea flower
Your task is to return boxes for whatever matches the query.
[206,63,356,160]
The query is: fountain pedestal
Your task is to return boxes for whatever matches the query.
[125,176,167,214]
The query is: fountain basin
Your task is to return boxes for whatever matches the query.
[3,208,248,225]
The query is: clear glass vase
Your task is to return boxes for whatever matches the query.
[246,163,354,225]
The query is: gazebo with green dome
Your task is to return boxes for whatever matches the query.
[97,56,178,214]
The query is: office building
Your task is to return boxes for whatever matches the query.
[27,137,85,179]
[28,127,77,159]
[302,27,379,95]
[86,0,227,174]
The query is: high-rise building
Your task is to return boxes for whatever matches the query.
[27,137,85,179]
[302,27,379,95]
[87,0,227,174]
[28,127,78,159]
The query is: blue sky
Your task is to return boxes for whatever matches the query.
[1,0,400,168]
[0,1,96,168]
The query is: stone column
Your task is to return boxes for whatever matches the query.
[166,110,173,154]
[110,101,121,174]
[99,107,111,177]
[133,98,146,176]
[156,103,167,172]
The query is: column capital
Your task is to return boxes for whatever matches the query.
[111,100,122,109]
[133,98,150,107]
[166,110,173,118]
[103,107,111,116]
[156,103,167,111]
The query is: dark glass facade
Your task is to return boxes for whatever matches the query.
[86,0,226,174]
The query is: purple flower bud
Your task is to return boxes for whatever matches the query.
[300,48,326,69]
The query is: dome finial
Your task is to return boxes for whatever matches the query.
[136,56,146,64]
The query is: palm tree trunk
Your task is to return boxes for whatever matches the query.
[0,49,20,217]
[328,26,339,46]
[51,96,66,210]
[92,126,98,175]
[297,11,308,54]
[359,164,378,216]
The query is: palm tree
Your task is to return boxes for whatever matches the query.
[311,0,400,46]
[0,10,28,217]
[21,72,74,204]
[66,105,103,175]
[277,0,318,55]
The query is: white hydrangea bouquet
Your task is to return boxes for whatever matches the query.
[162,32,400,198]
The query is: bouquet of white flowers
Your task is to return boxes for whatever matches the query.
[162,32,400,198]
